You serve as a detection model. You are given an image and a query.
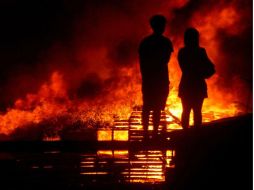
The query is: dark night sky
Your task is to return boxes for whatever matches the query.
[0,0,83,108]
[0,1,83,71]
[0,0,252,111]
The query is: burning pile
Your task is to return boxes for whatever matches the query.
[0,0,251,139]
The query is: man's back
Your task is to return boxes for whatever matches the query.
[139,34,173,87]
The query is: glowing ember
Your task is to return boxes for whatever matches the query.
[80,149,174,183]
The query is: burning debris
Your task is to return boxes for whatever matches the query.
[0,0,251,140]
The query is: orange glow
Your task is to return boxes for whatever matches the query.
[0,1,250,139]
[97,129,112,141]
[81,149,173,183]
[113,130,129,141]
[113,150,129,158]
[97,150,113,157]
[0,60,244,138]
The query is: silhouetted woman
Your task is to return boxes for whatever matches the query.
[178,28,215,129]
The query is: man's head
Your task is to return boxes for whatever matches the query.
[150,15,167,35]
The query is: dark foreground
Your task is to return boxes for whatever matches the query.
[170,113,252,190]
[0,114,252,190]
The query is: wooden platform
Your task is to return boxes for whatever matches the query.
[0,113,251,190]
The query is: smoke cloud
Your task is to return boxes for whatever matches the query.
[0,0,251,137]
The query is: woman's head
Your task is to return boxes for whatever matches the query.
[184,27,199,47]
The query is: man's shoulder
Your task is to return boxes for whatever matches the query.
[161,35,171,42]
[139,35,154,52]
[139,34,173,52]
[141,34,171,42]
[140,35,153,44]
[161,36,173,51]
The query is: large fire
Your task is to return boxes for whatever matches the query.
[0,0,251,139]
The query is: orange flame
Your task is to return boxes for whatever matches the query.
[0,1,250,138]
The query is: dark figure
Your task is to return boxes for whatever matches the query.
[178,28,215,129]
[139,15,173,139]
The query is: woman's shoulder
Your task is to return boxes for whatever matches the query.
[198,47,207,53]
[178,47,185,53]
[178,46,207,55]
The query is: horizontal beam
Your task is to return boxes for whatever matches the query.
[0,141,174,152]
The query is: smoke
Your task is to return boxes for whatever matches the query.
[2,0,250,96]
[0,0,252,137]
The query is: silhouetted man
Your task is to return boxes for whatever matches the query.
[178,27,215,129]
[139,15,173,140]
